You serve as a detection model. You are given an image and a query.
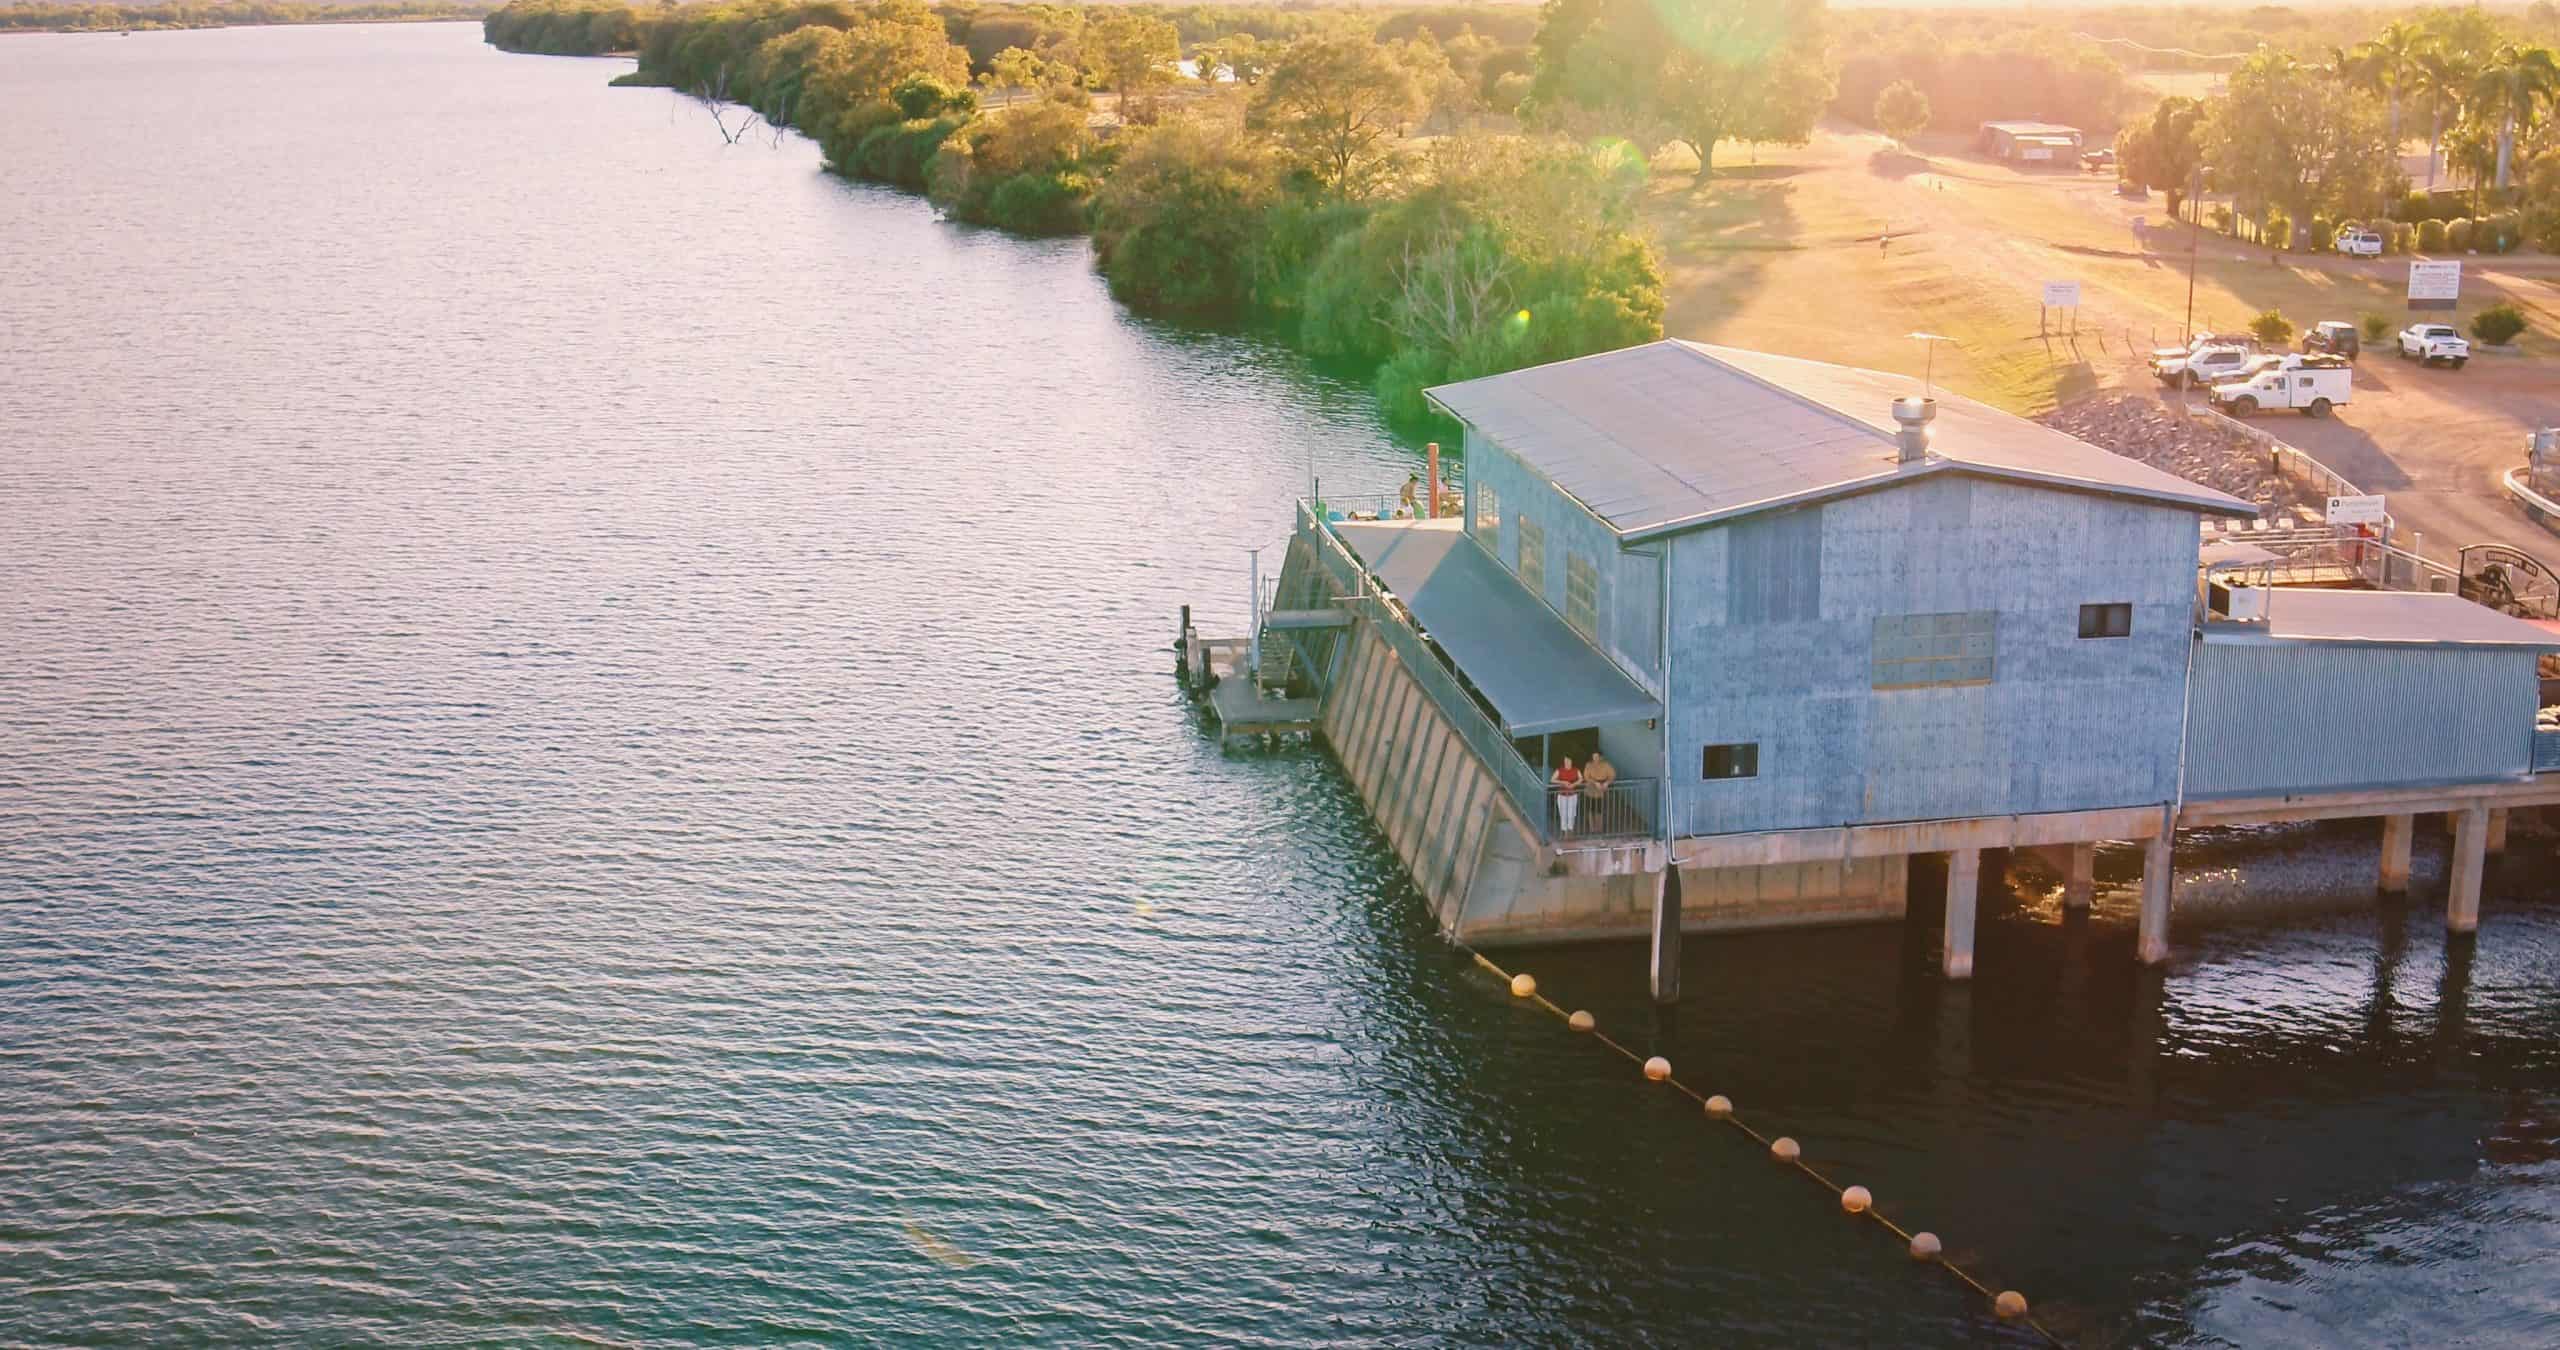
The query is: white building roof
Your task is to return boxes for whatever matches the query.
[1424,341,2257,541]
[2219,588,2560,649]
[1982,120,2082,136]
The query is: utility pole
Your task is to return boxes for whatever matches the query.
[2183,161,2204,342]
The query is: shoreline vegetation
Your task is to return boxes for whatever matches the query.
[3,2,492,32]
[482,0,1676,429]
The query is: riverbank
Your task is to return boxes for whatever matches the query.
[3,2,489,33]
[481,0,1662,431]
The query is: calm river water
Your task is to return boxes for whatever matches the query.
[7,22,2560,1348]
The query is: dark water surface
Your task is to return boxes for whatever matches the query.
[7,23,2560,1348]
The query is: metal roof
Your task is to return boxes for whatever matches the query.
[1333,520,1661,737]
[1424,341,2257,541]
[1982,121,2082,136]
[2209,588,2560,649]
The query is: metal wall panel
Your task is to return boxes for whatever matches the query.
[1465,425,1656,686]
[2185,642,2537,796]
[1663,475,2200,836]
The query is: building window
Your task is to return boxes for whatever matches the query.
[1474,481,1500,545]
[1517,515,1545,592]
[1702,742,1759,780]
[1564,553,1599,639]
[1872,611,1997,689]
[2078,602,2133,639]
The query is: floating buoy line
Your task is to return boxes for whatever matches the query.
[1477,953,2066,1347]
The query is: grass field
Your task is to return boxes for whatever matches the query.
[1640,123,2560,417]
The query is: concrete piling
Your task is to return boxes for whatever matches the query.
[1942,848,1979,980]
[2379,813,2414,894]
[2137,813,2175,965]
[2448,804,2489,933]
[1650,865,1684,1004]
[2487,808,2509,855]
[2062,841,2095,910]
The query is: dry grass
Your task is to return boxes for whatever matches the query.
[1640,123,2560,416]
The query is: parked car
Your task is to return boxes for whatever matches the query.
[2212,355,2351,417]
[2154,344,2268,388]
[2334,227,2383,258]
[2398,323,2469,369]
[2082,147,2116,173]
[2301,320,2360,361]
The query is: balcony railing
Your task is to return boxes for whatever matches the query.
[1548,777,1660,848]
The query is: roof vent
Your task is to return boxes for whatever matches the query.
[1891,396,1935,463]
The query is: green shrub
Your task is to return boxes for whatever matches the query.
[2393,221,2419,254]
[2304,213,2333,254]
[2247,308,2293,345]
[984,170,1092,235]
[2210,203,2234,234]
[1090,116,1278,315]
[2359,311,2392,342]
[2479,211,2524,254]
[2446,218,2474,253]
[852,115,967,189]
[2532,206,2560,255]
[891,75,974,121]
[2263,206,2293,251]
[2471,302,2527,346]
[2417,218,2449,252]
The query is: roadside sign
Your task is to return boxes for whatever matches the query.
[2407,260,2460,310]
[2041,280,2082,308]
[2326,493,2387,525]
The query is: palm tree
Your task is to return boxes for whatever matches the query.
[2410,42,2476,190]
[2470,43,2560,192]
[2340,20,2430,148]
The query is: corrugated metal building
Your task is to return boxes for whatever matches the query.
[1978,120,2083,163]
[1431,340,2259,841]
[2185,589,2553,796]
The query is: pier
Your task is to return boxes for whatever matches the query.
[1184,340,2560,999]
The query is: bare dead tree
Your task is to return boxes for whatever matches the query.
[688,64,768,146]
[1388,229,1516,356]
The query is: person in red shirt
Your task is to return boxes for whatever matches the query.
[1551,757,1582,835]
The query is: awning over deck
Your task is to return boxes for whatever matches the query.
[1332,519,1661,737]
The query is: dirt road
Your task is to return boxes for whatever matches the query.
[1646,123,2560,565]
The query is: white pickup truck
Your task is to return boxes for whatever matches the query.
[2398,323,2469,368]
[2154,343,2268,388]
[2212,355,2352,417]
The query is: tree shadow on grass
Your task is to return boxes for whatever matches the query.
[1866,147,1930,180]
[1640,172,1803,339]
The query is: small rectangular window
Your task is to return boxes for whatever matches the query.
[1702,742,1759,780]
[1474,481,1499,545]
[1517,515,1545,592]
[1564,553,1599,638]
[2077,602,2133,639]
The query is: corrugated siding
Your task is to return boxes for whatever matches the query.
[1464,424,1660,691]
[1613,550,1662,685]
[2185,642,2538,796]
[1726,509,1823,625]
[1664,476,2199,836]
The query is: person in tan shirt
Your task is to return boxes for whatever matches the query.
[1580,751,1616,832]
